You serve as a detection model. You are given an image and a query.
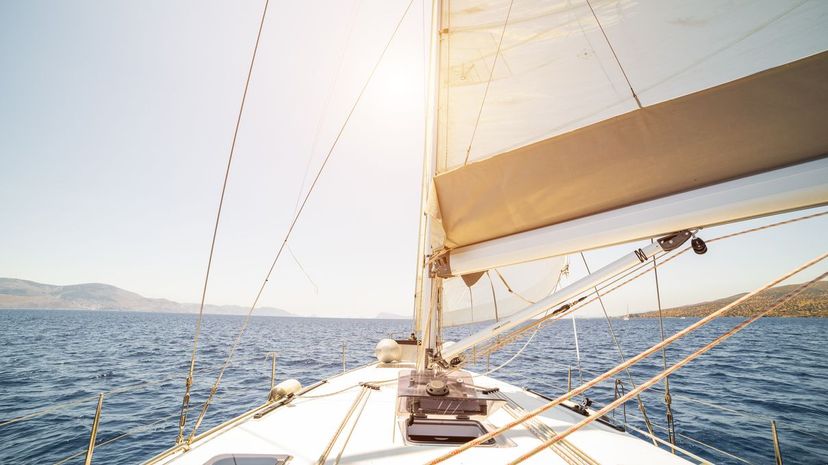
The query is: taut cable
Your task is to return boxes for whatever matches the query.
[176,0,270,445]
[186,0,417,444]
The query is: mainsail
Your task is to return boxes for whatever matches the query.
[428,0,828,281]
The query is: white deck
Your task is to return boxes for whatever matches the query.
[148,363,696,465]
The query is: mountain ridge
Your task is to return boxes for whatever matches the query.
[0,277,294,317]
[631,281,828,318]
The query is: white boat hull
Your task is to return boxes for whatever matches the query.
[147,363,695,465]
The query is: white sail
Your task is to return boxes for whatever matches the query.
[441,255,566,326]
[431,0,828,257]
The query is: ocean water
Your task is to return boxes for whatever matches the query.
[0,310,826,465]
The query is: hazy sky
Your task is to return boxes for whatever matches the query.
[1,1,825,319]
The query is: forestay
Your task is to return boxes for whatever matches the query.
[431,0,828,252]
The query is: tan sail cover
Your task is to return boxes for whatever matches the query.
[432,0,828,249]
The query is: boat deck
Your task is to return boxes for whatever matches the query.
[148,363,695,465]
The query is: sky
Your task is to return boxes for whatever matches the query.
[1,1,825,319]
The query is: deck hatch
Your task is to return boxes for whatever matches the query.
[203,454,292,465]
[406,418,495,445]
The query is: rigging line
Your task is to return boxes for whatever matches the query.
[486,271,500,321]
[507,273,828,465]
[53,413,180,465]
[429,254,828,465]
[621,418,721,465]
[584,0,642,109]
[333,389,372,465]
[570,315,585,385]
[186,0,418,444]
[651,238,677,450]
[576,209,828,319]
[494,268,536,304]
[317,387,370,465]
[707,209,828,244]
[462,0,516,166]
[287,246,319,294]
[474,267,565,377]
[625,413,756,465]
[579,251,659,446]
[292,0,362,216]
[482,310,547,376]
[468,284,474,322]
[177,0,270,445]
[0,373,180,428]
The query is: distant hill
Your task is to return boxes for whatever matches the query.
[631,281,828,318]
[375,312,409,319]
[0,278,293,317]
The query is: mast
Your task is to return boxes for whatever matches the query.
[414,0,443,370]
[423,1,828,363]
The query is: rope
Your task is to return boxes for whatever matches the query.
[53,413,179,465]
[621,420,714,464]
[494,269,537,304]
[462,0,515,166]
[425,252,827,464]
[1,373,184,428]
[580,251,659,446]
[486,271,500,321]
[186,0,417,444]
[482,319,544,377]
[708,209,827,244]
[333,388,372,465]
[316,387,370,465]
[287,246,319,294]
[651,239,677,450]
[508,266,828,465]
[292,1,361,217]
[570,316,585,385]
[625,413,755,465]
[476,267,566,375]
[177,0,271,445]
[2,348,284,429]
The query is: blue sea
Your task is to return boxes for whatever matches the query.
[1,310,826,464]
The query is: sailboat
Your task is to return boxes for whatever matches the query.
[139,1,828,464]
